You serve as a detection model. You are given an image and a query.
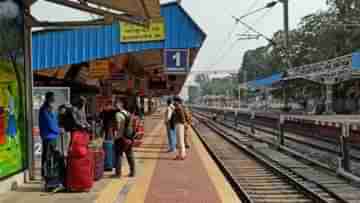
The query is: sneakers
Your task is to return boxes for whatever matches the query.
[51,185,66,193]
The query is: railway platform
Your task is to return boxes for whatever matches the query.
[0,110,240,203]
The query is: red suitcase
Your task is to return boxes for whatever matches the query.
[66,131,94,192]
[68,131,89,158]
[66,152,94,192]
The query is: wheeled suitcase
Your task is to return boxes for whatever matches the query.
[103,140,114,171]
[68,130,89,158]
[66,152,94,192]
[92,149,105,181]
[66,130,94,192]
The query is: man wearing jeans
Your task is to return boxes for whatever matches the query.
[165,98,176,152]
[113,100,136,177]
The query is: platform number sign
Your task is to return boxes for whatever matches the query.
[164,49,189,73]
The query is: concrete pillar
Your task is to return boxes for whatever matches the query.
[325,83,335,114]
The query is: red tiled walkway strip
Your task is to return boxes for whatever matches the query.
[143,130,222,203]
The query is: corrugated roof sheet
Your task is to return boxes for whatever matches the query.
[247,73,283,88]
[85,0,161,19]
[32,2,206,70]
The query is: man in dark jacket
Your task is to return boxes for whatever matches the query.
[39,92,61,184]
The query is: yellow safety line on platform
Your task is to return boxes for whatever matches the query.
[95,180,128,203]
[95,118,163,203]
[123,122,164,203]
[191,128,241,203]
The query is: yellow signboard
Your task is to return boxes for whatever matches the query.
[120,18,165,42]
[89,60,110,79]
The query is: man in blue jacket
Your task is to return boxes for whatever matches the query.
[39,92,60,180]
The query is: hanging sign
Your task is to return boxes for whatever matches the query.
[112,80,128,92]
[89,60,110,79]
[287,54,352,84]
[110,61,128,80]
[164,49,189,73]
[120,18,165,43]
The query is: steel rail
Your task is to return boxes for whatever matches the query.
[193,109,354,203]
[193,113,339,203]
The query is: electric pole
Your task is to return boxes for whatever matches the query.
[282,0,290,66]
[244,70,248,106]
[280,0,291,110]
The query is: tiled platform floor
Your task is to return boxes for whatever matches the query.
[0,110,239,203]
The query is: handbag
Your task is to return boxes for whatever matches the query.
[118,136,133,151]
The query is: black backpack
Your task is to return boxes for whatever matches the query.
[118,111,136,140]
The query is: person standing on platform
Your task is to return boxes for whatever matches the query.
[100,102,115,140]
[39,92,63,191]
[165,98,176,152]
[72,96,91,131]
[113,100,136,178]
[173,96,187,160]
[184,106,192,149]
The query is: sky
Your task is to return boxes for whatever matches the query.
[29,0,329,97]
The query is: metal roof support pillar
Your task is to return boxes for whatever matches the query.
[24,3,35,181]
[278,115,285,147]
[339,123,351,172]
[325,83,335,115]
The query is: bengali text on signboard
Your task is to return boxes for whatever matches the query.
[120,18,165,42]
[89,60,110,79]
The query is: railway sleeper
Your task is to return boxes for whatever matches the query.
[193,113,347,203]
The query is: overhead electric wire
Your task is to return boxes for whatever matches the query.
[210,7,276,69]
[208,1,278,70]
[243,7,275,35]
[206,0,262,69]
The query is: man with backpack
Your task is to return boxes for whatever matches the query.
[113,99,136,178]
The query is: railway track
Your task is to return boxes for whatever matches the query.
[197,109,360,170]
[193,112,360,203]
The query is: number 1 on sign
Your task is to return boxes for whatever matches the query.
[173,52,181,67]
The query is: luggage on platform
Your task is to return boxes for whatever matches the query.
[133,120,144,148]
[66,152,94,192]
[103,140,114,171]
[92,149,105,181]
[68,130,89,158]
[66,130,94,192]
[43,142,66,192]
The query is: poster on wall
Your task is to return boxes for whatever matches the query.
[0,0,26,178]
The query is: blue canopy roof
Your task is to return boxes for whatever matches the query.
[247,73,283,88]
[32,2,206,70]
[352,52,360,70]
